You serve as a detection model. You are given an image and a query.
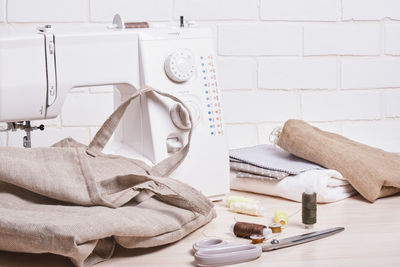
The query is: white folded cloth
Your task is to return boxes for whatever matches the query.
[230,169,357,203]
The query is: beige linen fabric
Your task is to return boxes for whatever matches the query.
[276,119,400,202]
[0,87,215,266]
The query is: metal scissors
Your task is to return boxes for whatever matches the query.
[193,227,344,266]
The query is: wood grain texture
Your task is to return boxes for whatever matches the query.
[1,191,399,267]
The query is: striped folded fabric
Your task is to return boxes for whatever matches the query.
[229,144,356,203]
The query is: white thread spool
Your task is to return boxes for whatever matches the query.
[229,201,265,216]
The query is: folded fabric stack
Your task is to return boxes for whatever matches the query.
[276,120,400,202]
[229,144,357,203]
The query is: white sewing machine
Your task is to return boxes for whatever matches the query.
[0,16,230,198]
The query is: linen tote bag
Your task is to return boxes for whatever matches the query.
[0,87,216,266]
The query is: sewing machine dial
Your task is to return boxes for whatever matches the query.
[164,49,196,83]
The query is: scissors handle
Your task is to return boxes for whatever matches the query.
[195,244,262,266]
[193,238,228,252]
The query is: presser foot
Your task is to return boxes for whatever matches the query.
[8,121,45,148]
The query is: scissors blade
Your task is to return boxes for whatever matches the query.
[262,227,344,251]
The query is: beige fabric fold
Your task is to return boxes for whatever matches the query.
[276,119,400,202]
[0,87,215,266]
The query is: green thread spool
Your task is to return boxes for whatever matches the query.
[302,187,317,229]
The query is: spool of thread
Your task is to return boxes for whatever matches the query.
[229,201,264,216]
[124,22,149,28]
[268,223,282,233]
[224,196,259,208]
[250,234,265,244]
[273,210,288,228]
[231,222,271,238]
[302,187,317,229]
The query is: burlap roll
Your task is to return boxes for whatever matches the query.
[276,119,400,202]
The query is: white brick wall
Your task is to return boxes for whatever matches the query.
[258,58,337,89]
[342,0,400,21]
[304,24,381,56]
[342,121,400,153]
[225,124,258,149]
[385,24,400,55]
[218,24,302,55]
[1,1,399,152]
[217,58,256,90]
[222,91,299,123]
[90,0,172,22]
[301,91,381,121]
[174,0,258,20]
[260,0,339,21]
[385,90,400,118]
[0,0,5,22]
[342,59,400,89]
[8,0,88,22]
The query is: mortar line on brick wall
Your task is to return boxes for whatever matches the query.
[216,25,221,57]
[303,54,381,57]
[254,57,259,91]
[341,86,400,91]
[342,17,400,23]
[301,26,304,56]
[221,20,390,24]
[254,124,261,145]
[257,55,383,59]
[339,0,343,21]
[259,19,338,23]
[257,88,338,92]
[87,0,91,22]
[229,87,396,92]
[298,90,303,120]
[309,119,383,123]
[337,58,341,90]
[382,117,400,121]
[380,21,385,56]
[221,55,301,58]
[172,0,176,21]
[59,114,65,127]
[221,88,253,92]
[380,90,386,119]
[226,118,385,125]
[4,0,8,23]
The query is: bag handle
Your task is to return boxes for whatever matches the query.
[86,86,193,177]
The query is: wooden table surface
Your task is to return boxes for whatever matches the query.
[1,190,399,267]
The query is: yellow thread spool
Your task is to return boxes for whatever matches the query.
[274,210,288,228]
[269,223,282,233]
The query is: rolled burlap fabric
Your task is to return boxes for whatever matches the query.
[276,119,400,202]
